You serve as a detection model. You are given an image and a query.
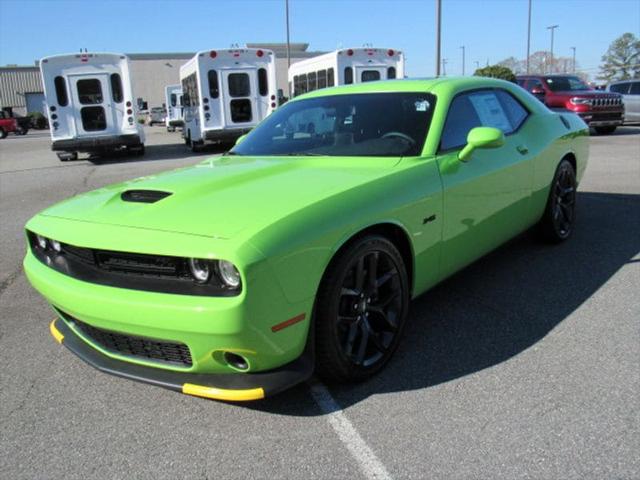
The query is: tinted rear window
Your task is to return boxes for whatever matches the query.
[110,74,123,103]
[228,73,250,97]
[258,68,268,96]
[208,70,219,98]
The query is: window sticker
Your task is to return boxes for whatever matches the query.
[468,93,511,132]
[415,100,430,111]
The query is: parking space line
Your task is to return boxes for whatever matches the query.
[309,380,392,480]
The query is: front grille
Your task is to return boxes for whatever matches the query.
[592,96,621,107]
[59,310,193,367]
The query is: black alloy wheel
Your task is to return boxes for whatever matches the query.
[315,236,409,382]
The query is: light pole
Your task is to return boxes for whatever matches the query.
[441,58,448,76]
[435,0,442,76]
[285,0,291,97]
[460,45,466,75]
[546,24,559,74]
[571,46,576,73]
[526,0,532,73]
[474,60,480,70]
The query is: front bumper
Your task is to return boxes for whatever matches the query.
[52,134,142,152]
[50,318,313,401]
[168,120,184,127]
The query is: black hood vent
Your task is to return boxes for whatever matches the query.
[121,190,172,203]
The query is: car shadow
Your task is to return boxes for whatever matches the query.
[243,191,640,415]
[85,143,231,165]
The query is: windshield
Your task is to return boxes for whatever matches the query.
[544,76,591,92]
[230,92,435,157]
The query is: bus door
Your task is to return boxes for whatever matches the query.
[221,69,258,126]
[355,66,387,83]
[69,74,116,136]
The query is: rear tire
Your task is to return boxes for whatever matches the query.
[536,159,577,243]
[190,137,203,152]
[594,126,616,135]
[315,235,410,383]
[0,128,6,139]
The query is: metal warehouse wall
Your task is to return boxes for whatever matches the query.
[0,66,42,115]
[128,53,193,109]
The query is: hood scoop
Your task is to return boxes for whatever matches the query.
[121,190,172,204]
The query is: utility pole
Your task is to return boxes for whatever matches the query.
[285,0,291,96]
[526,0,532,73]
[547,24,559,74]
[441,58,448,76]
[460,45,466,75]
[571,46,576,73]
[435,0,442,76]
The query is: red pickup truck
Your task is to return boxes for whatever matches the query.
[0,111,19,139]
[517,74,624,134]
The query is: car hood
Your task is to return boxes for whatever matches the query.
[39,155,400,239]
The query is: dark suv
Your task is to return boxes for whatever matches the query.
[517,74,624,134]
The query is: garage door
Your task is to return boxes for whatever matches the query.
[25,92,46,114]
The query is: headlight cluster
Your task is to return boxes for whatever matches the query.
[569,97,593,106]
[188,258,241,288]
[35,234,62,252]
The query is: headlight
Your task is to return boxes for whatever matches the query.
[36,234,48,249]
[217,260,240,288]
[188,258,211,283]
[50,239,62,252]
[569,97,592,106]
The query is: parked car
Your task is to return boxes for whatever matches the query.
[607,80,640,124]
[147,107,167,126]
[0,111,19,138]
[25,77,588,401]
[517,74,624,134]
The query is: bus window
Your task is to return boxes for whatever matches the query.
[77,79,103,104]
[344,67,353,85]
[327,68,335,87]
[317,69,327,89]
[170,93,177,107]
[387,67,396,79]
[295,74,307,96]
[54,76,68,106]
[308,72,317,91]
[361,70,381,82]
[110,73,123,103]
[228,73,250,97]
[208,70,219,98]
[258,68,268,96]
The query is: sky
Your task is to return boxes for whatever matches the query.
[0,0,638,79]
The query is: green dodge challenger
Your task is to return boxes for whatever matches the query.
[24,77,588,401]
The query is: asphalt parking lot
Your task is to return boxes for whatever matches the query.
[1,125,638,479]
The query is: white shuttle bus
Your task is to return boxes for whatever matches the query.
[165,84,183,132]
[179,48,277,150]
[40,52,145,160]
[288,48,405,98]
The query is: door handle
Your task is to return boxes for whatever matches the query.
[516,145,529,155]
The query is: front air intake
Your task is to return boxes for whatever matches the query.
[121,190,172,203]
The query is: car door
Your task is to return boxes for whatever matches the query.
[221,69,259,128]
[625,81,640,122]
[436,88,534,278]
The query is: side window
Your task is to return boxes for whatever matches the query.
[630,82,640,95]
[387,66,396,79]
[110,74,123,103]
[54,76,68,106]
[440,90,513,151]
[308,72,317,92]
[258,68,268,96]
[317,69,327,89]
[496,90,529,132]
[440,95,482,151]
[208,70,219,98]
[327,68,335,87]
[527,79,544,91]
[344,67,353,85]
[299,73,307,94]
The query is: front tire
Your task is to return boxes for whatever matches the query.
[0,127,6,139]
[537,159,577,243]
[315,235,410,383]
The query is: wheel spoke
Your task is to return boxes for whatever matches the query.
[367,252,379,293]
[355,322,369,365]
[343,322,358,357]
[341,287,359,297]
[375,270,397,289]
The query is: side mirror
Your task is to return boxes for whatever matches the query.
[234,133,248,146]
[458,127,505,162]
